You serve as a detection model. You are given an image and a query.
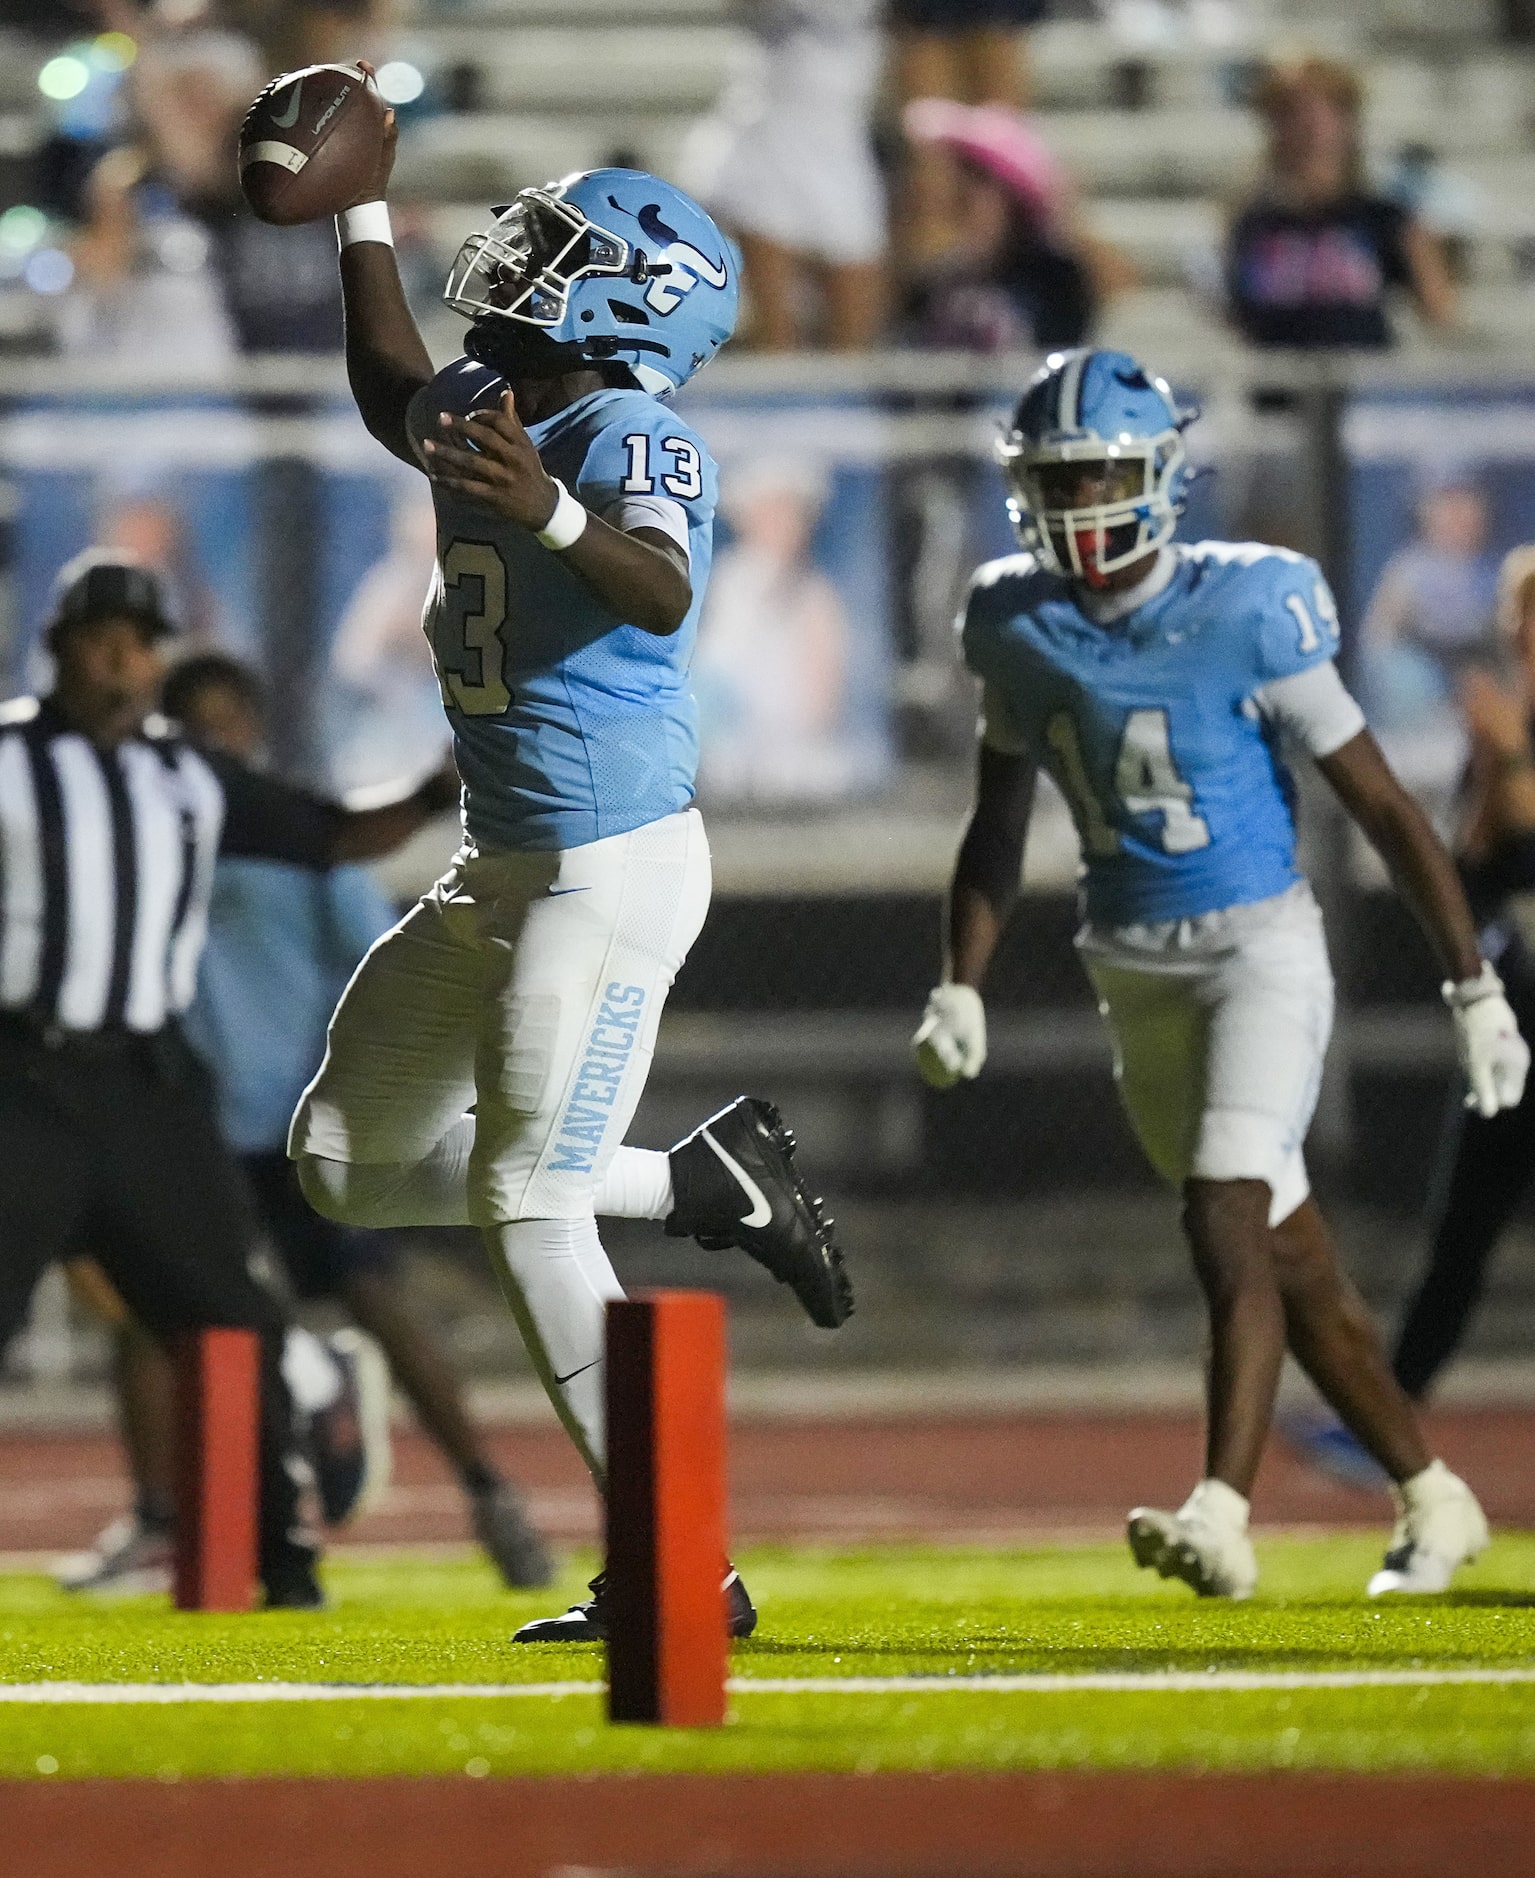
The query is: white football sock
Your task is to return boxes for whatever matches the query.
[281,1326,343,1414]
[1400,1457,1456,1508]
[593,1147,674,1221]
[1180,1478,1250,1531]
[297,1122,474,1229]
[485,1217,623,1483]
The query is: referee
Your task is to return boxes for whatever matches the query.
[0,549,458,1607]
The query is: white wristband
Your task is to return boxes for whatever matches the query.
[336,202,393,250]
[1443,959,1505,1010]
[535,479,588,551]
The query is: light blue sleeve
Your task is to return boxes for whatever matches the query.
[576,402,718,535]
[1252,553,1345,683]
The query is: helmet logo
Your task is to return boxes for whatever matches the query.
[643,241,729,315]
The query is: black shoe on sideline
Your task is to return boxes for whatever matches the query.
[512,1565,758,1643]
[665,1097,853,1329]
[263,1560,327,1610]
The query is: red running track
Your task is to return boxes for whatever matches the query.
[3,1408,1533,1556]
[9,1769,1535,1878]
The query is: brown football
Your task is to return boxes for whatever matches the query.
[238,63,386,227]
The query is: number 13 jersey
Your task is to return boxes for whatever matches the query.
[960,540,1365,927]
[408,361,717,853]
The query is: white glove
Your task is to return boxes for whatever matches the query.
[1444,962,1530,1118]
[913,983,987,1089]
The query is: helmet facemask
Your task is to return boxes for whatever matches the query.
[997,431,1186,586]
[444,190,632,327]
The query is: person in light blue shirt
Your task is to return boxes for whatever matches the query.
[914,346,1527,1603]
[289,148,851,1645]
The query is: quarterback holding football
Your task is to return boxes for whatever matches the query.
[915,347,1528,1600]
[288,100,851,1642]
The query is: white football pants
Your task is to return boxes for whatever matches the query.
[1078,882,1334,1228]
[290,809,712,1478]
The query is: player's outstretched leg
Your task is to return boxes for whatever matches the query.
[663,1097,853,1329]
[1126,1178,1280,1599]
[1270,1199,1489,1595]
[512,1565,758,1644]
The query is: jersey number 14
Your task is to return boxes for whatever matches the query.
[1046,708,1211,857]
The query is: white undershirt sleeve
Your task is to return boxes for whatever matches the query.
[978,680,1033,756]
[601,494,692,565]
[1250,660,1367,760]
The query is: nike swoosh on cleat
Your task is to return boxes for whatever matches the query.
[547,886,589,897]
[552,1360,599,1387]
[701,1129,773,1230]
[271,79,304,128]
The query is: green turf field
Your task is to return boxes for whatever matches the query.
[3,1537,1534,1780]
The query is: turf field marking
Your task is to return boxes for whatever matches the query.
[6,1667,1535,1704]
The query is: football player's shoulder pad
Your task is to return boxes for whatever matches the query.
[1180,540,1333,681]
[961,550,1060,655]
[580,389,715,508]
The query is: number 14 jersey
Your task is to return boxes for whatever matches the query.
[408,361,717,853]
[961,540,1362,927]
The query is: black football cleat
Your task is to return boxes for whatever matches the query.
[512,1565,758,1643]
[665,1097,853,1329]
[263,1559,327,1610]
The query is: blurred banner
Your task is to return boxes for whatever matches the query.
[0,387,441,793]
[1343,386,1535,818]
[10,363,1527,836]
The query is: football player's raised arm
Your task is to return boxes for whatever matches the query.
[947,743,1037,990]
[336,104,435,466]
[1317,729,1481,983]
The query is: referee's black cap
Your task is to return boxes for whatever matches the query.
[48,549,178,643]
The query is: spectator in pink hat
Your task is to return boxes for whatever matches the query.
[900,97,1136,350]
[890,0,1045,262]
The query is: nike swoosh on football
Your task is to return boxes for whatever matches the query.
[701,1129,773,1230]
[271,79,304,129]
[552,1359,599,1386]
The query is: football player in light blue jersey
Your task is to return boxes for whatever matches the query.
[287,105,851,1643]
[915,347,1529,1600]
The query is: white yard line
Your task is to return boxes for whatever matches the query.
[3,1667,1535,1704]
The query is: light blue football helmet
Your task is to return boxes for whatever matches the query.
[996,348,1195,582]
[444,168,738,397]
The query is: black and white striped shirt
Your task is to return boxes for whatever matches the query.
[0,698,340,1035]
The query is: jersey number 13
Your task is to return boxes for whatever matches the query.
[1046,708,1211,857]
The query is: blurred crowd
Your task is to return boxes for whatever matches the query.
[4,0,1470,365]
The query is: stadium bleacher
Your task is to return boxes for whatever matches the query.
[3,0,1533,359]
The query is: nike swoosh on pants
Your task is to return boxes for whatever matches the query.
[701,1129,773,1230]
[552,1359,600,1387]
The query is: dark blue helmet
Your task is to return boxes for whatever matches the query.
[997,348,1195,582]
[444,168,738,398]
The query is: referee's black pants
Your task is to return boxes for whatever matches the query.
[1392,969,1535,1400]
[0,1022,313,1592]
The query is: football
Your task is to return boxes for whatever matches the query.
[238,63,386,227]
